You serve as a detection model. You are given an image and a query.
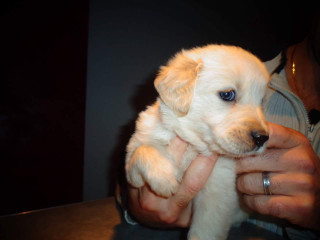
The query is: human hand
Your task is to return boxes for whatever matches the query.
[127,137,218,228]
[236,122,320,230]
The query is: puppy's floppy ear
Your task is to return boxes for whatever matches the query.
[154,52,202,117]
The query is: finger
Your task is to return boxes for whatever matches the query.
[237,172,315,196]
[242,194,315,226]
[133,152,218,227]
[170,153,218,214]
[237,123,313,174]
[236,149,286,173]
[136,181,193,227]
[236,147,314,173]
[129,185,185,227]
[138,185,169,212]
[267,122,308,149]
[127,186,166,227]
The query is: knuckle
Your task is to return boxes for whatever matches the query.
[295,156,316,173]
[158,211,178,225]
[176,219,190,228]
[139,196,155,212]
[296,196,315,214]
[304,160,316,174]
[139,199,151,212]
[297,175,316,192]
[185,179,202,195]
[299,135,311,147]
[305,154,317,174]
[174,195,189,209]
[295,146,317,174]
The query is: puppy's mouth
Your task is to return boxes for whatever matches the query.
[210,131,269,157]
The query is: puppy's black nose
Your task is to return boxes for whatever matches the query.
[251,131,269,148]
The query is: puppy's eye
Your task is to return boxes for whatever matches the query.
[219,90,236,101]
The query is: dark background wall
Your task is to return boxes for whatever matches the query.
[0,0,318,215]
[0,0,88,215]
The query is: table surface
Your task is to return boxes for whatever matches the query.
[0,197,121,240]
[0,197,287,240]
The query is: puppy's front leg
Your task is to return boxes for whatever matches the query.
[188,158,238,240]
[126,145,179,197]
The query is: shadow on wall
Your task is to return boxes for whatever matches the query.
[107,71,159,196]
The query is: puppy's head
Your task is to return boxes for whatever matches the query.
[155,44,270,156]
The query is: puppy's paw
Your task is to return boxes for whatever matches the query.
[126,145,179,197]
[126,164,145,188]
[146,167,179,197]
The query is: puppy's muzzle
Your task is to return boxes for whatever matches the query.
[251,131,269,148]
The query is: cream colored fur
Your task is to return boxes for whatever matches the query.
[125,44,270,240]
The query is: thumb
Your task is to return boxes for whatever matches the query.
[267,122,307,149]
[171,153,218,211]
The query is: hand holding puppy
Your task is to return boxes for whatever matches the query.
[128,122,320,231]
[236,122,320,230]
[127,137,218,228]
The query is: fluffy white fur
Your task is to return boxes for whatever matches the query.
[125,44,270,240]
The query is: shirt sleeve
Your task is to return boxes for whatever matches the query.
[115,183,139,226]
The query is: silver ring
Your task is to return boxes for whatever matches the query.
[262,171,272,195]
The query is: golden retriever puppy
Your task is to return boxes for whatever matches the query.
[125,44,270,240]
